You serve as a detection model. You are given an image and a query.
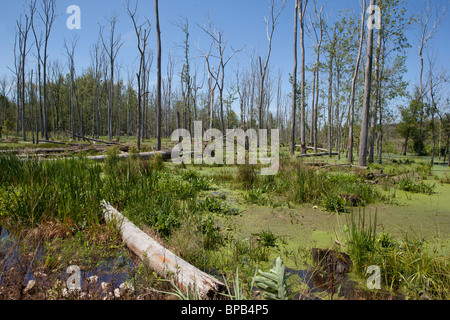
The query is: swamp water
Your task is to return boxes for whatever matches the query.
[0,227,137,298]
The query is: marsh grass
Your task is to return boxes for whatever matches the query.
[0,155,103,230]
[344,209,449,299]
[237,159,383,212]
[345,209,378,275]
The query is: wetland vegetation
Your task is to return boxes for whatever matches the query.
[1,0,449,302]
[1,141,449,300]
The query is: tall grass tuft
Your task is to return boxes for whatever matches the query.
[266,160,382,211]
[0,155,103,230]
[344,208,449,299]
[345,209,378,276]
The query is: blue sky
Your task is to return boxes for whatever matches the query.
[1,0,449,110]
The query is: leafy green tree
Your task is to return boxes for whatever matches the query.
[397,89,425,155]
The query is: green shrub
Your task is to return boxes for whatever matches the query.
[179,170,212,191]
[321,194,348,214]
[398,178,436,194]
[199,196,239,216]
[252,229,278,248]
[245,188,269,206]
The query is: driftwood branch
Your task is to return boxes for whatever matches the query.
[101,201,226,299]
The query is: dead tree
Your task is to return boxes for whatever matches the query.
[64,36,79,140]
[416,0,447,156]
[306,0,325,153]
[39,0,56,140]
[348,0,366,164]
[30,0,43,141]
[100,14,123,142]
[290,0,299,156]
[358,0,376,167]
[199,19,246,134]
[155,0,162,150]
[17,13,33,142]
[259,0,286,134]
[298,0,309,155]
[126,0,151,150]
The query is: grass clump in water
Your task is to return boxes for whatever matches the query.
[343,209,449,299]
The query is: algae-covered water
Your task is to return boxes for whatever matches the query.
[207,162,450,267]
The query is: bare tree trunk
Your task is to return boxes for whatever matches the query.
[417,1,446,156]
[64,37,78,140]
[29,70,35,144]
[137,74,141,150]
[310,63,316,147]
[155,0,162,150]
[369,28,382,163]
[358,0,376,167]
[259,0,286,138]
[101,14,123,142]
[17,14,32,142]
[41,0,56,141]
[299,0,308,155]
[127,0,150,149]
[348,0,365,164]
[327,51,333,157]
[290,0,298,156]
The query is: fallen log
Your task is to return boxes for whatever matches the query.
[1,147,82,154]
[296,145,329,152]
[297,152,338,158]
[0,145,112,155]
[41,139,80,146]
[85,150,173,161]
[303,162,368,170]
[67,131,126,147]
[101,201,226,299]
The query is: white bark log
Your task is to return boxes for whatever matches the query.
[101,201,226,300]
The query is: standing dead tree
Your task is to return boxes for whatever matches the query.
[64,36,79,141]
[358,0,376,167]
[100,13,123,142]
[307,0,325,154]
[38,0,56,140]
[90,39,104,139]
[197,20,220,131]
[30,0,43,141]
[416,0,447,156]
[163,50,175,137]
[259,0,287,135]
[199,19,246,134]
[298,0,309,155]
[348,0,366,164]
[126,0,151,150]
[17,13,33,142]
[290,0,299,156]
[155,0,162,150]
